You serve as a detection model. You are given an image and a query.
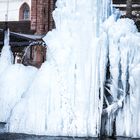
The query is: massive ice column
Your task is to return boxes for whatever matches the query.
[7,0,112,137]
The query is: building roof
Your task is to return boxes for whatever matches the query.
[0,21,34,34]
[113,0,140,4]
[13,33,45,40]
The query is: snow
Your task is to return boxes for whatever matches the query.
[0,0,140,138]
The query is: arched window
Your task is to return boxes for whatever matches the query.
[19,3,30,20]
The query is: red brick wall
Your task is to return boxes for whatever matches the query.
[31,0,55,35]
[31,0,37,31]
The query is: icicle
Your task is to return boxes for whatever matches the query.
[0,28,13,75]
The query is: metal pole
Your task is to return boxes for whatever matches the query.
[126,0,132,18]
[3,0,9,46]
[5,0,9,30]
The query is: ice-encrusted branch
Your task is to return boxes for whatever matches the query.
[102,97,123,116]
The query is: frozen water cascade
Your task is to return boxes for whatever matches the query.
[0,0,140,138]
[102,16,140,138]
[7,0,112,137]
[6,0,111,136]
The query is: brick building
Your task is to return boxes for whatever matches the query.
[0,0,56,68]
[0,0,56,34]
[31,0,56,35]
[0,0,31,21]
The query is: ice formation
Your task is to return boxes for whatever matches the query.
[102,16,140,138]
[0,30,38,122]
[0,0,140,138]
[0,29,13,74]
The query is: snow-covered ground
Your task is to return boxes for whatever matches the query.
[0,0,140,138]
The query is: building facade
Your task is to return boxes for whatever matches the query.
[0,0,56,68]
[0,0,31,21]
[0,0,56,35]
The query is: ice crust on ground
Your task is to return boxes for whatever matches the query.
[0,0,140,138]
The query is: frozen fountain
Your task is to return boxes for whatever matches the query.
[0,0,140,138]
[0,29,38,123]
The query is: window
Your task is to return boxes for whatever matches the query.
[19,3,30,20]
[23,7,29,20]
